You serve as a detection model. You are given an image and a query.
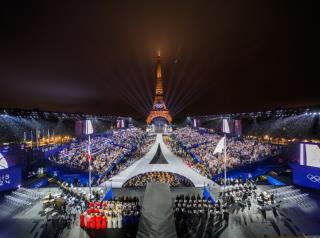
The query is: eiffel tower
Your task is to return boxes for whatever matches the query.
[146,51,172,125]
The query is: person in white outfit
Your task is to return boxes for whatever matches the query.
[112,214,117,228]
[107,213,112,228]
[117,214,122,228]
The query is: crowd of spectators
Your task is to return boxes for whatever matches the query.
[171,127,281,177]
[171,127,217,148]
[163,136,211,178]
[49,128,147,175]
[123,171,194,187]
[96,135,156,184]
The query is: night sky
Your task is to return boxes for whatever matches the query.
[0,1,315,119]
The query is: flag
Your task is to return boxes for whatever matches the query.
[85,120,93,135]
[87,141,91,161]
[213,137,225,155]
[222,119,230,134]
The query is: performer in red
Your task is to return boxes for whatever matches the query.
[87,208,92,215]
[94,208,100,214]
[95,201,100,208]
[80,213,85,228]
[91,215,96,229]
[101,216,107,229]
[89,201,94,208]
[96,215,101,230]
[102,201,106,209]
[86,214,91,229]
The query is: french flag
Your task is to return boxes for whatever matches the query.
[85,119,93,162]
[88,140,91,161]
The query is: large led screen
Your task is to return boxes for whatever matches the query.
[299,143,320,168]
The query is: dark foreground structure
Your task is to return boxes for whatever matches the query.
[137,183,177,238]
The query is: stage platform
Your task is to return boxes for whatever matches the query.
[100,134,215,188]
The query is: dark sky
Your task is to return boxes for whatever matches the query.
[0,0,315,119]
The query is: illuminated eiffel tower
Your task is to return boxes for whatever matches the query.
[146,51,172,125]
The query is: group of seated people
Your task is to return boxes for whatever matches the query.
[80,197,141,230]
[49,128,147,175]
[171,127,281,177]
[96,135,156,184]
[174,194,229,237]
[217,177,278,210]
[218,178,258,206]
[123,171,194,187]
[41,188,87,237]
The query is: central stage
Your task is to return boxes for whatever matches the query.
[100,134,215,188]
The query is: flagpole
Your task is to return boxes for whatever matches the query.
[224,133,227,196]
[88,134,92,198]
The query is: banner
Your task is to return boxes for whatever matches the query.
[203,186,216,204]
[290,163,320,190]
[85,120,94,135]
[103,187,113,200]
[0,167,22,192]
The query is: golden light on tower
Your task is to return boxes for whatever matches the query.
[146,52,172,124]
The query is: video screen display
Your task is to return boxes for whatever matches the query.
[0,144,28,169]
[288,143,320,189]
[299,143,320,168]
[0,148,23,191]
[0,152,9,169]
